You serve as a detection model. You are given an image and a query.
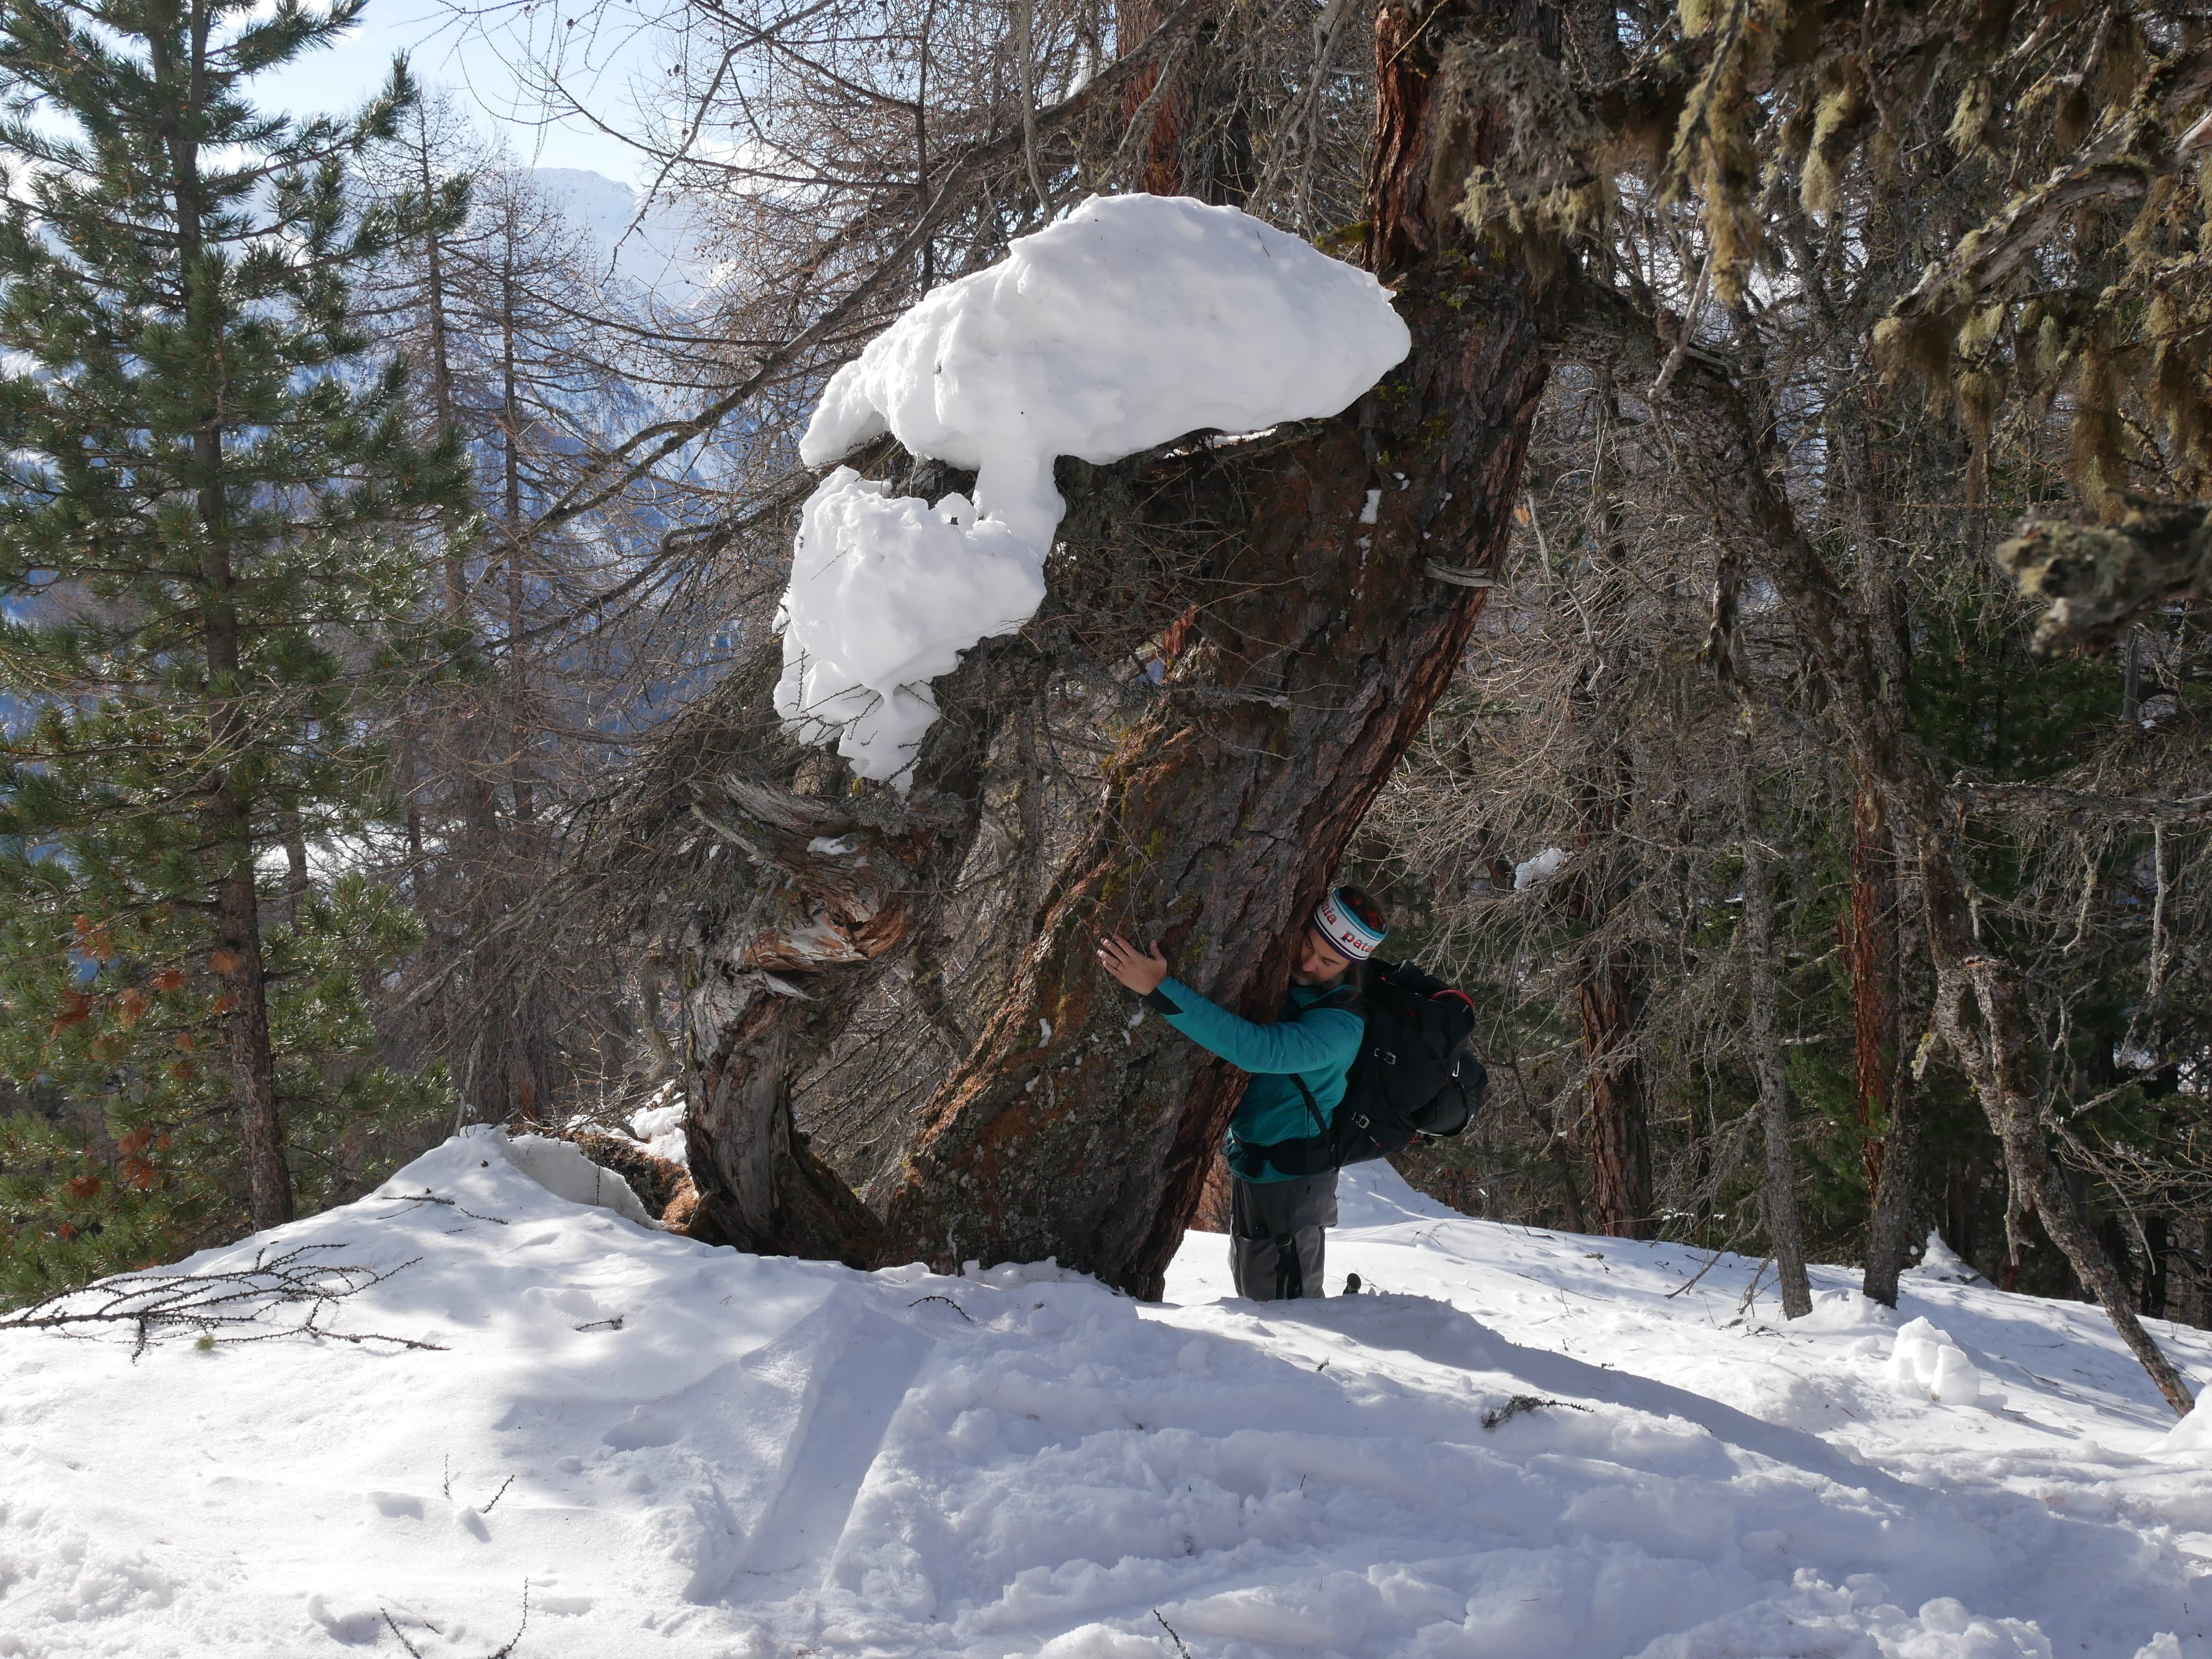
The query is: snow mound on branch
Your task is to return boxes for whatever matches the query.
[779,192,1410,784]
[5,1153,2211,1656]
[798,193,1411,544]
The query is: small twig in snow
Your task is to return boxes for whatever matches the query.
[0,1245,442,1359]
[484,1582,530,1659]
[908,1294,975,1322]
[480,1475,517,1514]
[1482,1394,1592,1430]
[381,1610,426,1658]
[1736,1257,1773,1316]
[378,1190,510,1225]
[1153,1609,1194,1658]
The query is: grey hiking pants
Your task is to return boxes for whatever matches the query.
[1229,1170,1338,1300]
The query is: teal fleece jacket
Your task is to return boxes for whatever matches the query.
[1149,977,1364,1183]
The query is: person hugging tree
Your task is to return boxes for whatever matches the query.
[1096,885,1390,1301]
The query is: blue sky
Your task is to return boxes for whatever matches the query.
[256,0,651,183]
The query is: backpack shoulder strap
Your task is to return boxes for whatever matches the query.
[1289,1073,1330,1135]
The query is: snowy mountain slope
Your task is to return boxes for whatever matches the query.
[531,168,708,303]
[1,1134,2207,1658]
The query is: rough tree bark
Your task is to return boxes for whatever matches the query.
[872,0,1555,1296]
[676,613,1027,1264]
[1112,0,1251,203]
[1852,777,1922,1307]
[1566,685,1654,1238]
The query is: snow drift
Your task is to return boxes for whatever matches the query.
[777,192,1411,783]
[5,1133,2211,1656]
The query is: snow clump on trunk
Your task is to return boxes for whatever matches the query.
[779,192,1412,786]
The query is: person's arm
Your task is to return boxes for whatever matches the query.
[1094,934,1361,1073]
[1149,977,1362,1075]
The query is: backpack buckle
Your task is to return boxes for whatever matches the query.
[1381,1051,1397,1065]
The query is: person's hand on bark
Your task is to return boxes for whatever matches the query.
[1095,934,1168,995]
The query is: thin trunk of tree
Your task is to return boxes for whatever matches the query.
[283,808,309,932]
[1855,775,1924,1305]
[1850,781,1894,1202]
[162,2,291,1228]
[1849,413,1918,1304]
[1739,745,1813,1318]
[415,132,467,619]
[501,261,533,827]
[1567,377,1653,1241]
[1580,948,1651,1237]
[1931,957,2196,1415]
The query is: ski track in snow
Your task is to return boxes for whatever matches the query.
[2,1137,2209,1658]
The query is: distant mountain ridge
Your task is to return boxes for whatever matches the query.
[531,166,708,304]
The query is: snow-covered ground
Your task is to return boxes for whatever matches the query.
[3,1133,2209,1658]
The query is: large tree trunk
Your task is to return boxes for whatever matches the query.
[669,0,1550,1294]
[875,0,1552,1296]
[678,628,1022,1263]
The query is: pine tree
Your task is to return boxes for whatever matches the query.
[0,0,467,1303]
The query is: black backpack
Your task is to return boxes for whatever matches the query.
[1233,960,1487,1179]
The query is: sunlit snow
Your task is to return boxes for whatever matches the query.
[3,1133,2209,1656]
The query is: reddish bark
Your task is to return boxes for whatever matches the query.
[1115,0,1189,196]
[1579,963,1654,1239]
[877,316,1543,1292]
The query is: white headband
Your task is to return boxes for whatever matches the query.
[1313,887,1387,960]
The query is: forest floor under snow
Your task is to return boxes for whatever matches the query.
[4,1131,2211,1658]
